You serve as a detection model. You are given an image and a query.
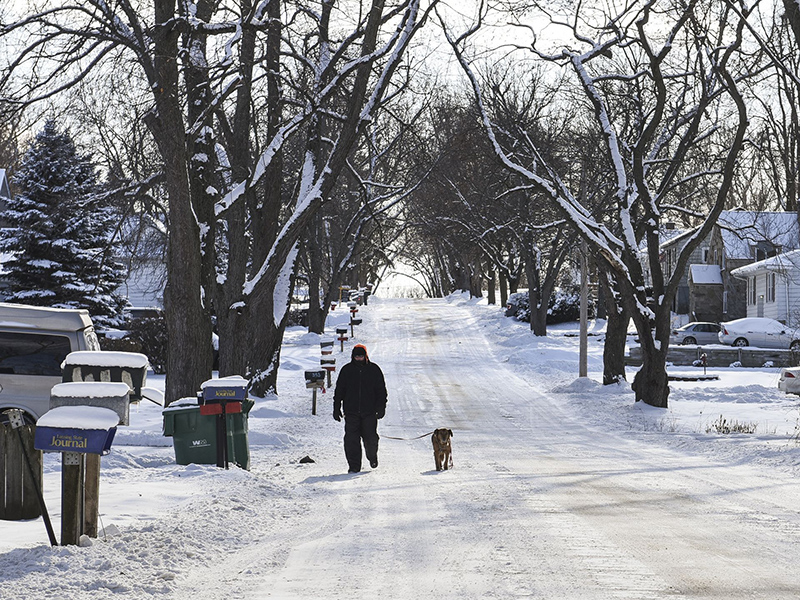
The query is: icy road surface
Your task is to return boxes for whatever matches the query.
[3,297,800,599]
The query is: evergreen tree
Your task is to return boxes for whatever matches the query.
[0,120,128,327]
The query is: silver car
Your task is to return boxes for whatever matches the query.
[670,322,721,346]
[718,317,800,350]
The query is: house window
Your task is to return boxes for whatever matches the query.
[753,242,780,262]
[767,273,777,303]
[723,290,728,313]
[749,277,757,305]
[702,247,710,263]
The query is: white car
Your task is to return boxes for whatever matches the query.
[778,367,800,395]
[718,317,800,350]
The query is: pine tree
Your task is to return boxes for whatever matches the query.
[0,120,128,327]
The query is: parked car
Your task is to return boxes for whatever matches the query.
[670,322,721,346]
[0,303,100,424]
[778,367,800,395]
[717,317,800,350]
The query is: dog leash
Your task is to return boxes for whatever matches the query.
[382,430,435,441]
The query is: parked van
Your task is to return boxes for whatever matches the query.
[0,303,100,423]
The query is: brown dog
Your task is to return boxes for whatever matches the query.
[432,428,453,471]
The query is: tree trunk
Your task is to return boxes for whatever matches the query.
[600,273,629,385]
[487,270,496,305]
[148,1,212,405]
[215,0,256,379]
[630,307,671,407]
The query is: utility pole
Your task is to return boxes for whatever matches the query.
[580,239,588,378]
[579,154,589,378]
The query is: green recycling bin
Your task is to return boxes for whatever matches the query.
[162,397,254,470]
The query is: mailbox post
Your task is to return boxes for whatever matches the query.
[304,370,326,415]
[320,356,336,387]
[336,326,349,352]
[34,405,119,545]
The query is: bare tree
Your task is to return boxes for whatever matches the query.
[444,0,750,407]
[0,0,440,400]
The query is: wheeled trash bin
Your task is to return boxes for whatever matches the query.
[162,395,253,470]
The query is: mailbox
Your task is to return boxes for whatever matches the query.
[350,318,363,326]
[335,327,348,337]
[305,370,326,388]
[34,406,118,455]
[62,351,149,402]
[50,382,131,425]
[320,356,336,367]
[200,376,248,415]
[320,339,335,355]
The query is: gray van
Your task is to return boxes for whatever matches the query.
[0,303,100,423]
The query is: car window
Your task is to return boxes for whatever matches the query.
[695,324,708,332]
[0,332,72,376]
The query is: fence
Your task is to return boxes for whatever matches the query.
[626,345,800,368]
[0,421,42,520]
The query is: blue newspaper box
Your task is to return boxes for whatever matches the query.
[34,406,119,455]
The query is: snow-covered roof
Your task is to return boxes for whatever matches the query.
[730,248,800,277]
[689,264,722,285]
[658,226,690,247]
[718,211,800,259]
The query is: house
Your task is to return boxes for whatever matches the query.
[688,264,723,322]
[117,258,165,318]
[704,211,800,322]
[658,225,712,314]
[729,249,800,324]
[659,211,800,322]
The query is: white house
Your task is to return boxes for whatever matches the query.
[730,249,800,324]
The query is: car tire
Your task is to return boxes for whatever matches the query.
[791,341,800,352]
[682,337,696,345]
[733,338,749,347]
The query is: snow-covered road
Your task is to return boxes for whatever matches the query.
[255,299,800,599]
[4,297,800,599]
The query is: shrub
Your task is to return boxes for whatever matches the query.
[99,336,142,353]
[505,288,595,324]
[127,314,168,374]
[706,415,757,434]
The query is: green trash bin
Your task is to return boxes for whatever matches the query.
[162,397,254,470]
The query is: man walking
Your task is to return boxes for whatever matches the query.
[333,344,387,473]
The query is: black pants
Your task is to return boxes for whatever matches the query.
[343,414,379,471]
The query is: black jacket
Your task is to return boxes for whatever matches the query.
[334,359,387,417]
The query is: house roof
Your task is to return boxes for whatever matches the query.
[689,264,722,285]
[717,211,800,259]
[658,225,710,251]
[730,248,800,277]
